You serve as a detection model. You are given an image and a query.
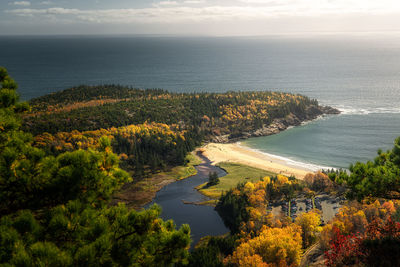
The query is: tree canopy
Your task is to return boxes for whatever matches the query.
[0,67,191,266]
[337,138,400,201]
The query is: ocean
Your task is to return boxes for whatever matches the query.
[1,34,399,169]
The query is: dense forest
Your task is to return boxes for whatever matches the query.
[0,68,190,266]
[24,84,336,138]
[33,122,199,177]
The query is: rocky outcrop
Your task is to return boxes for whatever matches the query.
[212,134,230,143]
[318,106,341,115]
[210,105,340,143]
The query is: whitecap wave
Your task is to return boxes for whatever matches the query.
[338,106,400,115]
[300,115,329,126]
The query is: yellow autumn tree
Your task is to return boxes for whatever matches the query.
[229,225,302,267]
[235,254,270,267]
[276,174,289,186]
[240,179,273,236]
[295,210,322,248]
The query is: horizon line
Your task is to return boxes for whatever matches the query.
[1,30,400,38]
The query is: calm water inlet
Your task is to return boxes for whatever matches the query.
[145,154,229,246]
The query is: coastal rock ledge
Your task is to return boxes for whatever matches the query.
[211,105,340,143]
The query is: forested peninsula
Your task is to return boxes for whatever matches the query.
[25,85,340,138]
[23,85,339,177]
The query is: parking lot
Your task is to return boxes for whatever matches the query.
[270,194,345,224]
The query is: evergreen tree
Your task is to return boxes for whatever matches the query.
[207,171,220,186]
[337,137,400,201]
[0,67,191,266]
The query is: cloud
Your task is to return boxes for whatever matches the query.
[237,0,278,3]
[40,1,53,4]
[154,1,179,6]
[183,0,206,3]
[9,1,31,6]
[3,1,400,35]
[5,1,400,25]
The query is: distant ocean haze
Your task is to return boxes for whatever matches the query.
[1,35,399,169]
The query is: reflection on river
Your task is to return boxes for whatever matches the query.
[145,154,229,246]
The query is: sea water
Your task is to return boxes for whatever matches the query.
[1,34,399,169]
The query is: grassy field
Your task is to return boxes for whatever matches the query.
[168,153,203,180]
[197,162,276,199]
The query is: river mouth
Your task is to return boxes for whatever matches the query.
[145,153,229,247]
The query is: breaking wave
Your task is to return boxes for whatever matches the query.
[338,106,400,115]
[237,143,337,173]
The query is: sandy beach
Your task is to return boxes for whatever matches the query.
[201,143,315,179]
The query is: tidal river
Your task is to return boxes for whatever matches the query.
[145,154,229,247]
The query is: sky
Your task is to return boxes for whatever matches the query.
[1,0,400,35]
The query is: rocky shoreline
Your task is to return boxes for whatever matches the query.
[211,105,340,143]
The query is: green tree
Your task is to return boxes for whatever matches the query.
[0,203,191,266]
[207,171,220,186]
[339,137,400,201]
[0,67,191,266]
[0,67,130,214]
[216,183,250,233]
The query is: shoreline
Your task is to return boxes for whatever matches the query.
[210,107,340,144]
[236,142,334,172]
[200,143,314,179]
[203,108,341,179]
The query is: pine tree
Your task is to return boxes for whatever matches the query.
[207,171,220,186]
[0,67,191,266]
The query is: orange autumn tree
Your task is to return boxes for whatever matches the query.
[304,172,334,193]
